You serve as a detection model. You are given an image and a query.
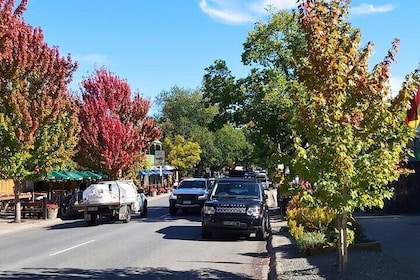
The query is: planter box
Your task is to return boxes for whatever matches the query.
[47,208,58,219]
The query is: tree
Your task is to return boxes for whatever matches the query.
[287,0,420,272]
[213,124,252,169]
[241,9,306,172]
[157,86,221,175]
[76,67,162,178]
[202,60,246,130]
[0,0,79,222]
[164,135,201,177]
[156,86,218,138]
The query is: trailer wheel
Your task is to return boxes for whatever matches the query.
[140,201,148,218]
[86,214,96,226]
[123,206,131,223]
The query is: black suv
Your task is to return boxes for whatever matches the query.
[201,177,271,240]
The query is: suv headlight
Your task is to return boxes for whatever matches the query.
[169,193,177,200]
[246,206,261,217]
[198,193,208,200]
[203,205,216,215]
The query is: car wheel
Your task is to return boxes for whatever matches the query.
[201,226,212,239]
[256,218,267,241]
[86,214,96,226]
[123,206,131,223]
[140,201,148,218]
[169,204,177,216]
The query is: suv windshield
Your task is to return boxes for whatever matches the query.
[178,180,206,189]
[213,182,260,198]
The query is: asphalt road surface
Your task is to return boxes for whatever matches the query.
[356,213,420,278]
[0,195,269,279]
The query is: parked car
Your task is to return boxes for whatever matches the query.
[255,173,270,190]
[169,178,210,215]
[201,177,271,240]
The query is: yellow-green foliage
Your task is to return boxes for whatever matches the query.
[287,195,336,231]
[287,195,341,250]
[288,219,304,241]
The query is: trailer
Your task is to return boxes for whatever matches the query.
[77,180,147,226]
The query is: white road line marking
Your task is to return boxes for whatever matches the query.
[49,240,96,256]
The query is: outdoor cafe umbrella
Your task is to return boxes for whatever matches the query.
[47,171,70,181]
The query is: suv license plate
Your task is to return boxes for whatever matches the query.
[223,221,239,226]
[88,207,98,211]
[183,200,191,204]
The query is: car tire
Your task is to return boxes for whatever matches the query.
[140,201,148,218]
[256,218,267,241]
[169,204,177,216]
[86,214,96,226]
[201,226,212,239]
[123,206,131,223]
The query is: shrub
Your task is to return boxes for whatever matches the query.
[295,231,327,252]
[286,195,336,236]
[286,194,357,250]
[288,219,304,241]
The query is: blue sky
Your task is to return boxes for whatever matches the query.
[23,0,419,114]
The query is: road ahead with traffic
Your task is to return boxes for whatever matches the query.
[0,194,268,279]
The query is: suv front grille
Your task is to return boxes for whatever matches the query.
[178,194,198,201]
[216,204,246,214]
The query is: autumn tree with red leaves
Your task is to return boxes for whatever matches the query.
[0,0,79,222]
[76,68,162,179]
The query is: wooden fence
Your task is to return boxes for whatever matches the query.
[0,179,14,196]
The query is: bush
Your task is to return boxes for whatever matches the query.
[286,194,358,251]
[295,231,327,252]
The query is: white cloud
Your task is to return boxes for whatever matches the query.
[199,0,296,25]
[351,3,394,16]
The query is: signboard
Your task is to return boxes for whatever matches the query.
[154,150,165,166]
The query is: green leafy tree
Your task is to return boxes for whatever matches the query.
[241,9,307,172]
[287,0,420,271]
[202,60,246,130]
[213,124,252,169]
[156,86,217,138]
[0,0,79,222]
[157,87,221,175]
[164,135,201,177]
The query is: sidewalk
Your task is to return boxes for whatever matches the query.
[0,193,170,236]
[265,189,419,280]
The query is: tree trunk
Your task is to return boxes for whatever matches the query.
[13,179,22,223]
[338,211,348,273]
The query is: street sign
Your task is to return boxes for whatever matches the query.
[154,150,165,166]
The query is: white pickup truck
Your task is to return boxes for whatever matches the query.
[77,180,147,226]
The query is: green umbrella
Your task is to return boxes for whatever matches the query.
[47,171,70,181]
[60,171,83,180]
[73,171,92,180]
[84,171,103,180]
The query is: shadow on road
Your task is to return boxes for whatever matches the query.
[0,267,254,280]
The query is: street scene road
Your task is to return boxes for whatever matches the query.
[0,195,268,280]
